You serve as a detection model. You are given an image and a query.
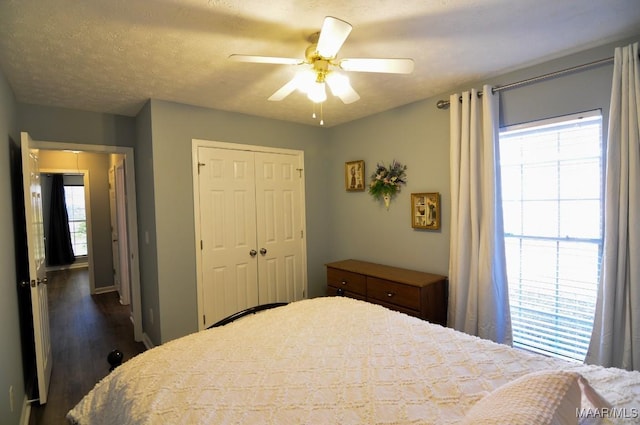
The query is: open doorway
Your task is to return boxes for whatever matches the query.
[39,152,129,304]
[40,169,94,287]
[32,140,142,342]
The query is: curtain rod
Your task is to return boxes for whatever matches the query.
[435,56,614,109]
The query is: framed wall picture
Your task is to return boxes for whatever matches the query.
[345,160,365,191]
[411,192,440,230]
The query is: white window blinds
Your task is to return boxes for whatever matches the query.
[64,185,88,256]
[499,111,603,362]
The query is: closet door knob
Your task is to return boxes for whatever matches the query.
[260,248,267,255]
[249,249,257,257]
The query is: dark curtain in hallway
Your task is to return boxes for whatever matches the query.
[47,174,75,266]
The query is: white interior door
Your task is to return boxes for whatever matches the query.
[21,132,52,404]
[108,167,122,298]
[115,160,131,306]
[254,152,305,303]
[197,147,260,327]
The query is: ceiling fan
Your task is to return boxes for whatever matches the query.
[229,16,414,106]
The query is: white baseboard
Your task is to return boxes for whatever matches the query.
[141,332,155,350]
[19,395,31,425]
[94,285,117,295]
[46,261,89,272]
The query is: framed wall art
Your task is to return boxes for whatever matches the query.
[411,192,440,230]
[345,160,365,191]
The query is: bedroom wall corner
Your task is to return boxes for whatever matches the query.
[327,99,451,277]
[146,99,330,343]
[134,100,162,346]
[0,66,27,425]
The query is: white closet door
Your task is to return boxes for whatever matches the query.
[198,147,259,327]
[254,152,305,303]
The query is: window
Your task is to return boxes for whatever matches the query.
[64,185,88,256]
[499,111,603,362]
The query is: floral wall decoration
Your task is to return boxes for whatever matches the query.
[368,160,407,209]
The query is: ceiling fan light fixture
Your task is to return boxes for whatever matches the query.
[294,69,317,94]
[307,82,327,103]
[230,16,412,111]
[326,72,350,97]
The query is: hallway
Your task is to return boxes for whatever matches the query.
[29,268,146,425]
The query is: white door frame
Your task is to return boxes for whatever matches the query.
[192,139,308,331]
[32,140,143,342]
[108,166,121,297]
[114,158,131,305]
[40,168,95,292]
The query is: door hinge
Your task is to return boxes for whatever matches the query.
[301,230,304,239]
[296,168,303,178]
[197,162,205,174]
[203,315,206,325]
[200,240,203,250]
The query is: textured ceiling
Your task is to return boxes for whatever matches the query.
[1,0,639,127]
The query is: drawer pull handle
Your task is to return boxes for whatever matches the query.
[386,292,395,297]
[341,280,347,285]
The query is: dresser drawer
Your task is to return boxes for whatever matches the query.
[373,299,422,318]
[327,267,366,296]
[326,286,367,301]
[367,277,420,311]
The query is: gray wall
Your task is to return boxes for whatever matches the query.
[17,103,136,148]
[144,100,329,344]
[0,67,24,425]
[326,99,451,275]
[38,151,114,289]
[495,45,615,130]
[134,101,161,345]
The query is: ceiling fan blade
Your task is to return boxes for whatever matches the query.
[326,73,360,104]
[268,77,299,101]
[339,58,415,74]
[335,84,360,104]
[316,16,352,58]
[228,54,302,65]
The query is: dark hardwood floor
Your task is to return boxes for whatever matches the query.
[29,268,146,425]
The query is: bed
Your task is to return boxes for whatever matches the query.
[67,297,640,424]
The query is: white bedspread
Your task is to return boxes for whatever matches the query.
[67,297,640,424]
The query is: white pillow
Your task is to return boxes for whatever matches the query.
[459,370,611,425]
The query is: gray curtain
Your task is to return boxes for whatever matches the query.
[586,42,640,370]
[448,86,512,344]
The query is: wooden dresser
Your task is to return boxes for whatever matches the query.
[325,259,448,326]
